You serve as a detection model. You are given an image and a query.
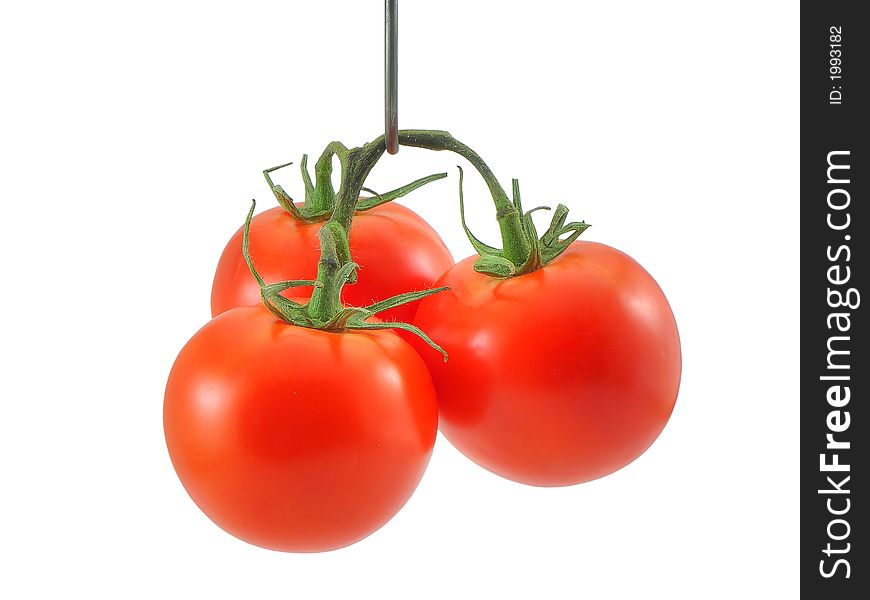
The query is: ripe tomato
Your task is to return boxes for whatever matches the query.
[164,305,438,552]
[412,241,681,487]
[211,203,454,323]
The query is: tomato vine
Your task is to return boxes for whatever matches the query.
[397,130,590,277]
[241,136,449,359]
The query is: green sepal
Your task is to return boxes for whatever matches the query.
[264,295,317,328]
[343,285,451,360]
[261,279,319,300]
[538,203,590,264]
[356,172,448,212]
[322,306,368,331]
[263,162,306,219]
[264,144,446,224]
[241,198,448,359]
[363,286,450,315]
[242,199,319,325]
[514,205,550,275]
[457,166,501,256]
[473,254,516,277]
[346,317,448,362]
[300,154,315,204]
[331,258,359,292]
[542,203,570,245]
[311,145,338,210]
[454,169,591,278]
[453,165,519,277]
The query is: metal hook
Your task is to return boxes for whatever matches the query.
[385,0,398,154]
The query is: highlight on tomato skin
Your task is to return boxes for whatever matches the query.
[210,203,454,325]
[163,305,439,552]
[411,241,682,488]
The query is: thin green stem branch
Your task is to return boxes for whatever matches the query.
[397,130,531,266]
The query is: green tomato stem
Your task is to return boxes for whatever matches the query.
[397,129,531,267]
[306,222,349,322]
[330,138,387,233]
[306,137,386,319]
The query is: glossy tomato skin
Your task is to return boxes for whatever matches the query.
[211,203,454,323]
[164,305,438,552]
[412,241,681,487]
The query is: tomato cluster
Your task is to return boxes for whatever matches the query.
[164,131,681,552]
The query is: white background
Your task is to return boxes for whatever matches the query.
[0,1,798,598]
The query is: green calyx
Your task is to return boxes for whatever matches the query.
[263,140,447,223]
[457,167,590,277]
[242,135,449,361]
[397,129,590,278]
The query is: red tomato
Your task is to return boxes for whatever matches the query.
[164,305,438,552]
[412,241,681,487]
[211,203,453,324]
